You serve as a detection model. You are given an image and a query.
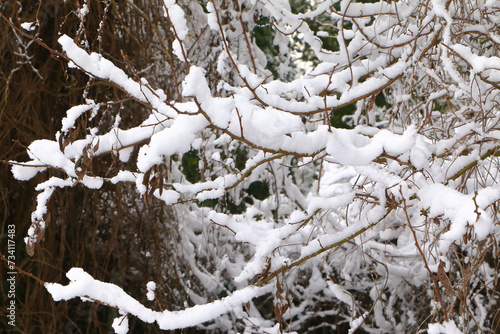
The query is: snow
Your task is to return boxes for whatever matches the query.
[79,4,89,17]
[45,268,272,331]
[137,114,208,172]
[58,35,177,119]
[61,104,93,133]
[410,136,432,170]
[182,66,210,99]
[327,282,353,308]
[81,175,104,189]
[11,161,47,181]
[14,140,76,180]
[146,281,156,301]
[45,268,157,322]
[326,126,417,166]
[196,188,224,202]
[118,146,133,163]
[31,185,58,222]
[418,184,492,253]
[153,189,180,204]
[428,321,463,334]
[164,2,188,40]
[348,312,368,334]
[112,315,129,334]
[307,192,356,213]
[171,39,185,62]
[12,1,500,332]
[21,22,36,31]
[206,2,218,31]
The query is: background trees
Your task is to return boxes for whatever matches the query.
[1,0,499,333]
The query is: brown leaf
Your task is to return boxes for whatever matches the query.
[274,303,283,323]
[143,168,152,187]
[464,262,471,277]
[437,261,454,297]
[456,287,464,303]
[281,303,289,315]
[93,139,100,153]
[276,279,283,295]
[159,176,164,196]
[368,94,376,111]
[26,240,35,257]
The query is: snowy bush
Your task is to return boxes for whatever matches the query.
[6,0,500,332]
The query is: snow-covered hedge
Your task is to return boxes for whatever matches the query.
[10,0,500,332]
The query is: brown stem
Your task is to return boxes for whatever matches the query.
[399,187,449,321]
[0,252,45,286]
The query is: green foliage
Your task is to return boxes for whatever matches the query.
[226,195,246,214]
[182,150,201,184]
[247,181,270,201]
[199,198,218,208]
[234,145,249,171]
[375,92,387,108]
[330,103,355,129]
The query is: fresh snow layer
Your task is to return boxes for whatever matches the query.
[45,268,271,331]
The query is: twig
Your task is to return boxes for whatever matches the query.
[399,187,449,321]
[0,252,45,286]
[256,212,385,287]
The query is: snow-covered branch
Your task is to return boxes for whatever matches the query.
[8,0,500,332]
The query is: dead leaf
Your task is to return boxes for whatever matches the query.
[438,261,454,297]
